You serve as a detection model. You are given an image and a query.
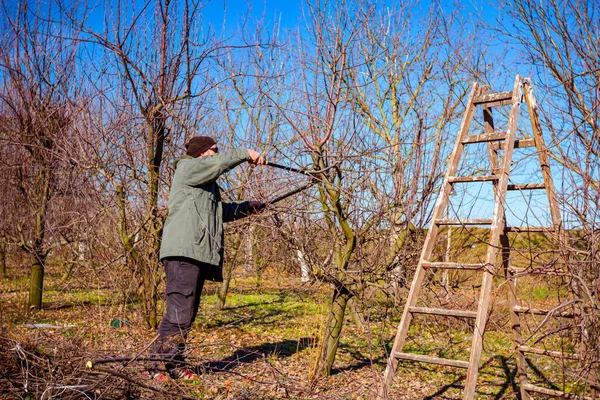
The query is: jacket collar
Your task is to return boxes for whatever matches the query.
[173,154,194,168]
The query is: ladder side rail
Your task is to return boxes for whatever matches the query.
[524,79,599,399]
[463,75,525,399]
[379,82,481,399]
[485,88,532,399]
[502,233,532,400]
[482,89,502,177]
[522,79,563,232]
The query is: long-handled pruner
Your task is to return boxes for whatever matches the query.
[256,159,333,210]
[263,160,331,177]
[255,181,315,211]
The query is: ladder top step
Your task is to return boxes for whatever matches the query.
[462,132,506,144]
[448,175,499,183]
[507,183,546,190]
[436,219,493,226]
[472,91,514,105]
[490,138,535,150]
[409,306,477,319]
[394,352,469,369]
[422,261,487,270]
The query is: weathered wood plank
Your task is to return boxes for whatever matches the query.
[409,306,477,319]
[422,261,487,270]
[448,175,499,183]
[513,305,576,318]
[504,226,555,232]
[522,383,594,399]
[507,183,546,190]
[394,352,469,369]
[436,219,493,226]
[491,138,535,150]
[462,132,506,144]
[517,346,580,360]
[472,91,513,105]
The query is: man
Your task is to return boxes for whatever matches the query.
[148,136,265,380]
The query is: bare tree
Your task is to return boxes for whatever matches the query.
[343,2,480,296]
[71,0,234,327]
[263,0,483,377]
[0,0,84,308]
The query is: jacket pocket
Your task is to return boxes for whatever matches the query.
[165,279,194,296]
[164,261,195,296]
[192,199,208,245]
[195,223,206,245]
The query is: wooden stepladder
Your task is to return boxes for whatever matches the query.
[503,84,597,399]
[379,75,577,399]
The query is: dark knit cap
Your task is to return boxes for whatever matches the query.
[185,136,216,158]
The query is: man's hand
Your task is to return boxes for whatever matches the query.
[247,149,265,165]
[248,201,266,213]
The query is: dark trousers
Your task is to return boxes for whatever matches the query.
[150,257,206,370]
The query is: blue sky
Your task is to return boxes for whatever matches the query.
[202,0,303,33]
[2,0,565,228]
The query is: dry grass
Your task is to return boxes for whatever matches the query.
[1,249,594,399]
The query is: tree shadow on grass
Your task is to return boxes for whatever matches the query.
[221,298,284,312]
[420,355,520,400]
[202,310,283,329]
[330,343,387,375]
[43,299,103,310]
[198,337,316,374]
[217,289,292,312]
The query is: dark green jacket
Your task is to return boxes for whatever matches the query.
[159,149,252,281]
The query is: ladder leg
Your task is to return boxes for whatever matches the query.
[379,82,481,399]
[501,233,531,400]
[463,269,494,400]
[486,97,530,399]
[464,75,524,400]
[378,265,426,399]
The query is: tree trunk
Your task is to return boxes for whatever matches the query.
[297,249,311,283]
[29,255,44,309]
[0,242,6,277]
[141,256,159,328]
[28,171,50,310]
[244,224,256,276]
[320,284,352,376]
[61,261,75,281]
[217,262,235,310]
[348,297,365,330]
[143,115,166,329]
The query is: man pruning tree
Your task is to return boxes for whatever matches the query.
[148,136,265,380]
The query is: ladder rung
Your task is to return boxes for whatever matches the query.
[422,261,487,270]
[522,383,595,399]
[462,132,506,144]
[513,305,576,318]
[409,306,477,319]
[448,175,499,183]
[436,219,493,226]
[504,226,555,233]
[472,91,513,105]
[394,352,469,369]
[517,345,580,360]
[509,267,571,276]
[491,138,535,150]
[507,183,546,190]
